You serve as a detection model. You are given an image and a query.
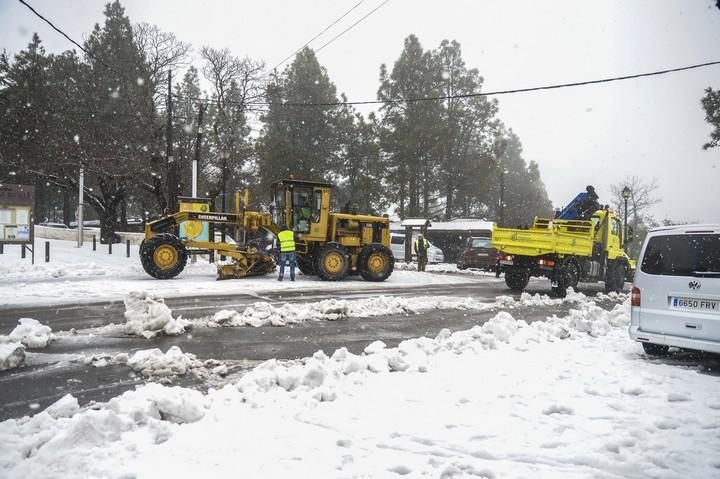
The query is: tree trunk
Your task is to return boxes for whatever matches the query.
[62,189,73,226]
[99,211,120,244]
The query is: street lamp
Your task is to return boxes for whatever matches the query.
[220,151,230,213]
[622,186,631,248]
[219,150,230,247]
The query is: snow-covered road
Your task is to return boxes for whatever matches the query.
[1,294,719,479]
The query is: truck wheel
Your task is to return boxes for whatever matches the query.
[315,243,351,281]
[552,262,579,297]
[140,233,188,279]
[358,243,394,282]
[505,268,529,291]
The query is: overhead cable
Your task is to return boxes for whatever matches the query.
[272,0,366,71]
[174,59,720,108]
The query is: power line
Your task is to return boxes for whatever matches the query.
[16,0,116,73]
[272,0,366,71]
[176,59,720,108]
[315,0,391,54]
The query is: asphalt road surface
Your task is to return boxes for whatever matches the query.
[1,276,630,421]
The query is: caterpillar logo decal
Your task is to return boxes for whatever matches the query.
[197,214,229,221]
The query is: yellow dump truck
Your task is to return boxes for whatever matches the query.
[492,209,634,296]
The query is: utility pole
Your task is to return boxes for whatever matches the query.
[77,165,84,247]
[192,103,204,198]
[166,70,178,212]
[499,169,505,227]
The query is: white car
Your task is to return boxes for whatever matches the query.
[390,233,444,264]
[629,224,720,355]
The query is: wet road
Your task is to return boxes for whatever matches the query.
[0,276,619,421]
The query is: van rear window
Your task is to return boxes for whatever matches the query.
[641,234,720,276]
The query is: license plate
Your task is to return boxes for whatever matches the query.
[499,260,513,265]
[671,297,720,312]
[476,253,488,257]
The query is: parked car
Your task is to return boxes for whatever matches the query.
[390,233,445,264]
[457,236,498,270]
[629,224,720,355]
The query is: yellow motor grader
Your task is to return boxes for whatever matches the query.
[139,178,394,282]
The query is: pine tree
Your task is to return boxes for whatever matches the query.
[256,48,340,189]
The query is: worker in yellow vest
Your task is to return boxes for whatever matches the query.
[415,233,430,272]
[277,224,296,281]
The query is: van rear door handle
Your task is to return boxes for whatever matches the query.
[685,323,701,330]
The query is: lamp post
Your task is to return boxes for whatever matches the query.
[220,150,230,246]
[622,186,631,248]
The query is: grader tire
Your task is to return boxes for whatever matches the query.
[358,243,394,282]
[314,243,351,281]
[140,233,188,279]
[297,255,315,276]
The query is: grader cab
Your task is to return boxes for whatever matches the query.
[139,178,394,282]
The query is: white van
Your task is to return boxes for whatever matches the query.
[390,233,445,264]
[629,225,720,355]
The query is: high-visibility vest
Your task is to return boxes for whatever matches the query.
[278,229,296,252]
[415,237,429,254]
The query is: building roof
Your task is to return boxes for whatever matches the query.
[392,219,494,232]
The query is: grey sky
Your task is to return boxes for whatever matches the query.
[2,0,719,222]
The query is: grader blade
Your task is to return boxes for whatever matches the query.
[216,252,276,280]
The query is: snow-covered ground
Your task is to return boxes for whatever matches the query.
[0,239,479,308]
[1,295,718,479]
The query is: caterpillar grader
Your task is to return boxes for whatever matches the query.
[139,178,394,282]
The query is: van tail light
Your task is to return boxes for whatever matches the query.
[631,287,641,307]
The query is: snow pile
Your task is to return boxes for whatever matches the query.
[4,318,56,348]
[115,346,202,377]
[0,384,209,479]
[394,262,497,276]
[207,295,495,327]
[0,262,108,282]
[5,295,718,478]
[203,291,624,329]
[123,291,189,338]
[0,342,25,371]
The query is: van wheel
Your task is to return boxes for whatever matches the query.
[642,342,669,356]
[505,268,529,291]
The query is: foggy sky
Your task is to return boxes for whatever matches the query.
[2,0,719,223]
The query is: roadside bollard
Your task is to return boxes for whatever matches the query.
[45,241,50,263]
[126,240,130,258]
[0,243,3,254]
[93,235,96,251]
[108,241,112,255]
[21,245,25,259]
